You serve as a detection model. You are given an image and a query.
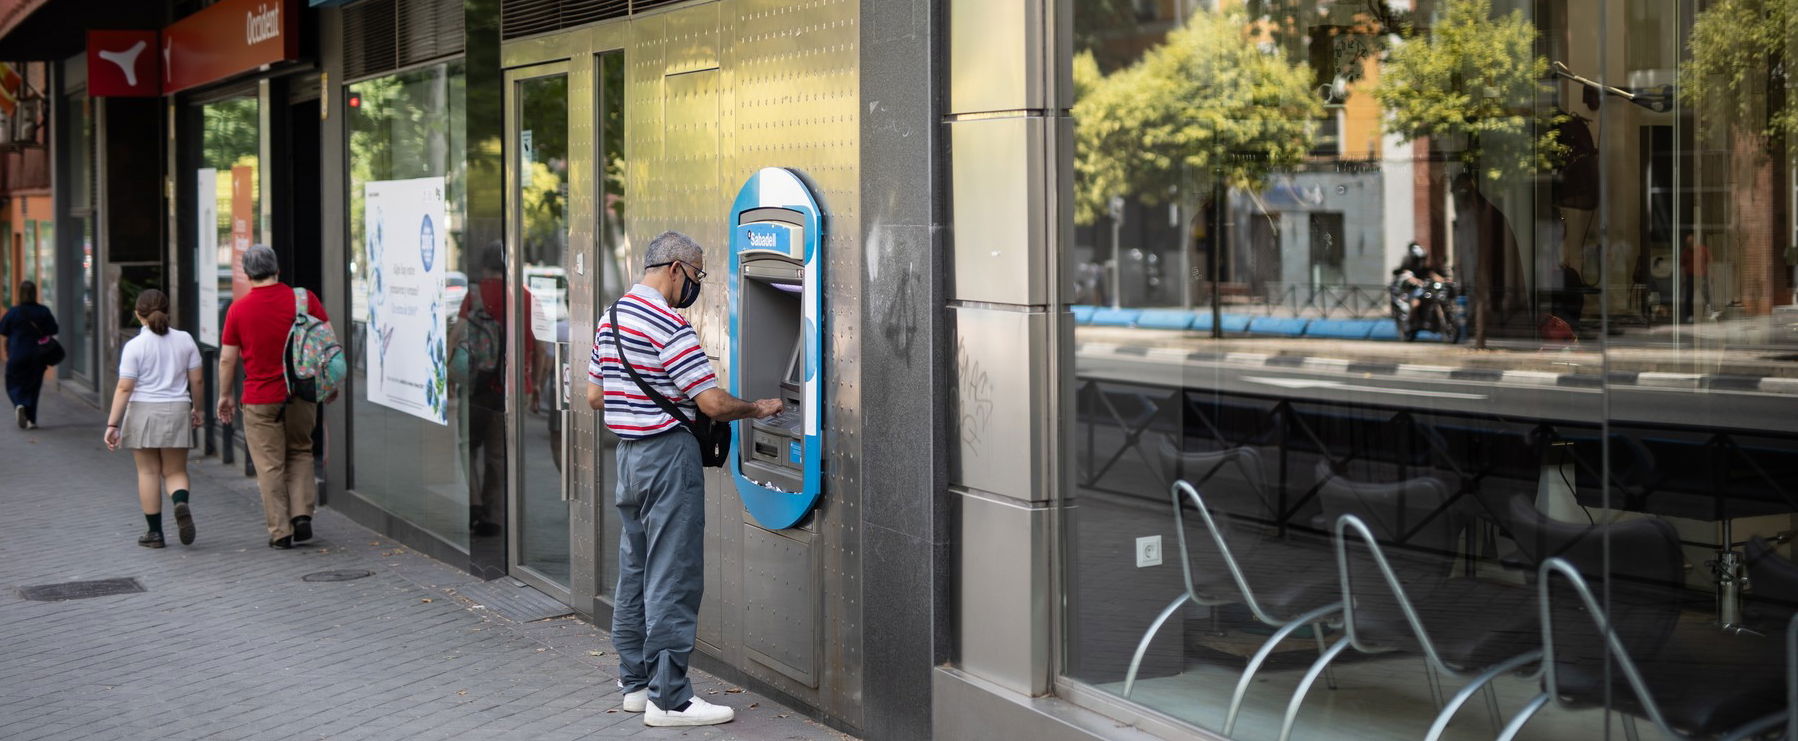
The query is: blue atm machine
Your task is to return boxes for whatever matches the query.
[727,168,823,530]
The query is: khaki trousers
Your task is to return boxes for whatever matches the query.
[243,401,317,540]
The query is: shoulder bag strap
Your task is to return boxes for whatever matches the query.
[609,302,694,429]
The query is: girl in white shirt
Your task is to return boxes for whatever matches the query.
[103,289,203,548]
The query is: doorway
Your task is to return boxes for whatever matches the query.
[506,63,573,596]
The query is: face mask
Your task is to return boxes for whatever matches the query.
[673,266,702,309]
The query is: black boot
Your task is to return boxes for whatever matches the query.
[268,536,293,550]
[291,516,313,543]
[138,531,165,549]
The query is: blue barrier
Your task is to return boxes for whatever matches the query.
[1247,316,1310,337]
[1071,305,1096,323]
[1366,320,1401,341]
[1089,307,1143,327]
[1135,308,1197,331]
[1306,319,1379,340]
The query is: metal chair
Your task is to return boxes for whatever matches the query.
[1275,469,1538,741]
[1497,557,1786,741]
[1122,479,1343,736]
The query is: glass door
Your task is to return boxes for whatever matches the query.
[507,64,572,593]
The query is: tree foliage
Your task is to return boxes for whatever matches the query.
[1072,10,1322,225]
[1680,0,1798,142]
[1373,0,1565,182]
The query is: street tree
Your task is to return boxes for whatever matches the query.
[1680,0,1797,313]
[1373,0,1566,348]
[1072,9,1321,228]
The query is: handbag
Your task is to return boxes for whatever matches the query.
[29,318,63,367]
[608,302,731,467]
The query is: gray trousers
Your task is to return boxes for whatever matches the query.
[612,430,705,709]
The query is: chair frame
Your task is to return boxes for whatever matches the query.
[1122,480,1343,736]
[1278,514,1541,741]
[1498,558,1787,741]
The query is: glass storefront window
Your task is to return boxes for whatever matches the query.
[60,88,95,382]
[596,50,626,599]
[200,96,261,340]
[347,60,474,549]
[1063,1,1798,738]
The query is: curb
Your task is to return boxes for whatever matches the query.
[1075,342,1798,395]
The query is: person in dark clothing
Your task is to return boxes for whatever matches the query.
[0,281,59,429]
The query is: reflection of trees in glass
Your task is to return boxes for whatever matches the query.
[1072,10,1321,226]
[348,62,468,322]
[519,78,568,261]
[1374,0,1564,183]
[1373,0,1564,347]
[1682,0,1798,142]
[201,98,258,171]
[1681,0,1795,312]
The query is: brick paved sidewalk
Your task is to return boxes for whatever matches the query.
[0,390,847,741]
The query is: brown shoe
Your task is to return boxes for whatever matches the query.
[138,531,165,549]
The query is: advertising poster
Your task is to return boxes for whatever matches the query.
[195,168,220,346]
[229,165,254,300]
[364,176,449,426]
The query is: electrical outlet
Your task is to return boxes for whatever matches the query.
[1136,535,1163,568]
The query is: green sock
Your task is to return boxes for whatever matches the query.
[171,490,190,504]
[145,513,163,533]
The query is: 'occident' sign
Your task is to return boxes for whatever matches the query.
[163,0,297,94]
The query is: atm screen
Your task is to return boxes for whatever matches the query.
[785,338,803,385]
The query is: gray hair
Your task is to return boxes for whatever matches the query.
[643,231,704,272]
[243,244,280,281]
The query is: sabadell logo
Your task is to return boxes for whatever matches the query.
[245,4,281,45]
[747,231,778,248]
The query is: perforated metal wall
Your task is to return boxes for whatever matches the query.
[505,0,865,727]
[624,0,864,721]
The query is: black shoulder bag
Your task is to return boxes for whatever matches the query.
[609,302,731,467]
[28,317,63,367]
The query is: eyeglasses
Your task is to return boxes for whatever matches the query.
[649,260,707,281]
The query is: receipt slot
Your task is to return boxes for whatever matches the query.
[728,168,823,530]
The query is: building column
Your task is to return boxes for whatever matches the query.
[935,0,1078,736]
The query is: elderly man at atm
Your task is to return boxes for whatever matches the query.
[586,230,783,727]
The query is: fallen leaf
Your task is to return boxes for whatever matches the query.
[749,703,759,709]
[725,688,744,694]
[587,650,602,656]
[457,690,468,696]
[420,598,433,603]
[606,709,618,714]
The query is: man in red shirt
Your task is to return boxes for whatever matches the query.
[216,245,329,549]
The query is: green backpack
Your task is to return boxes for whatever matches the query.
[458,286,502,378]
[284,288,347,403]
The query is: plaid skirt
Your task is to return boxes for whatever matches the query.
[122,401,193,449]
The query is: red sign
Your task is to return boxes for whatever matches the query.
[163,0,296,94]
[87,30,161,98]
[230,165,255,299]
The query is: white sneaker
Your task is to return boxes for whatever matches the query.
[643,696,734,727]
[621,688,649,713]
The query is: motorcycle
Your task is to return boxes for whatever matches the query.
[1390,274,1463,343]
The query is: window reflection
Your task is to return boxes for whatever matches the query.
[1065,1,1798,738]
[347,61,477,548]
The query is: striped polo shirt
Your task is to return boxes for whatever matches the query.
[589,284,719,439]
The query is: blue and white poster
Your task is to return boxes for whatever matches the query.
[364,176,449,425]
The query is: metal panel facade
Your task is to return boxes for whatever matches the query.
[505,0,864,728]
